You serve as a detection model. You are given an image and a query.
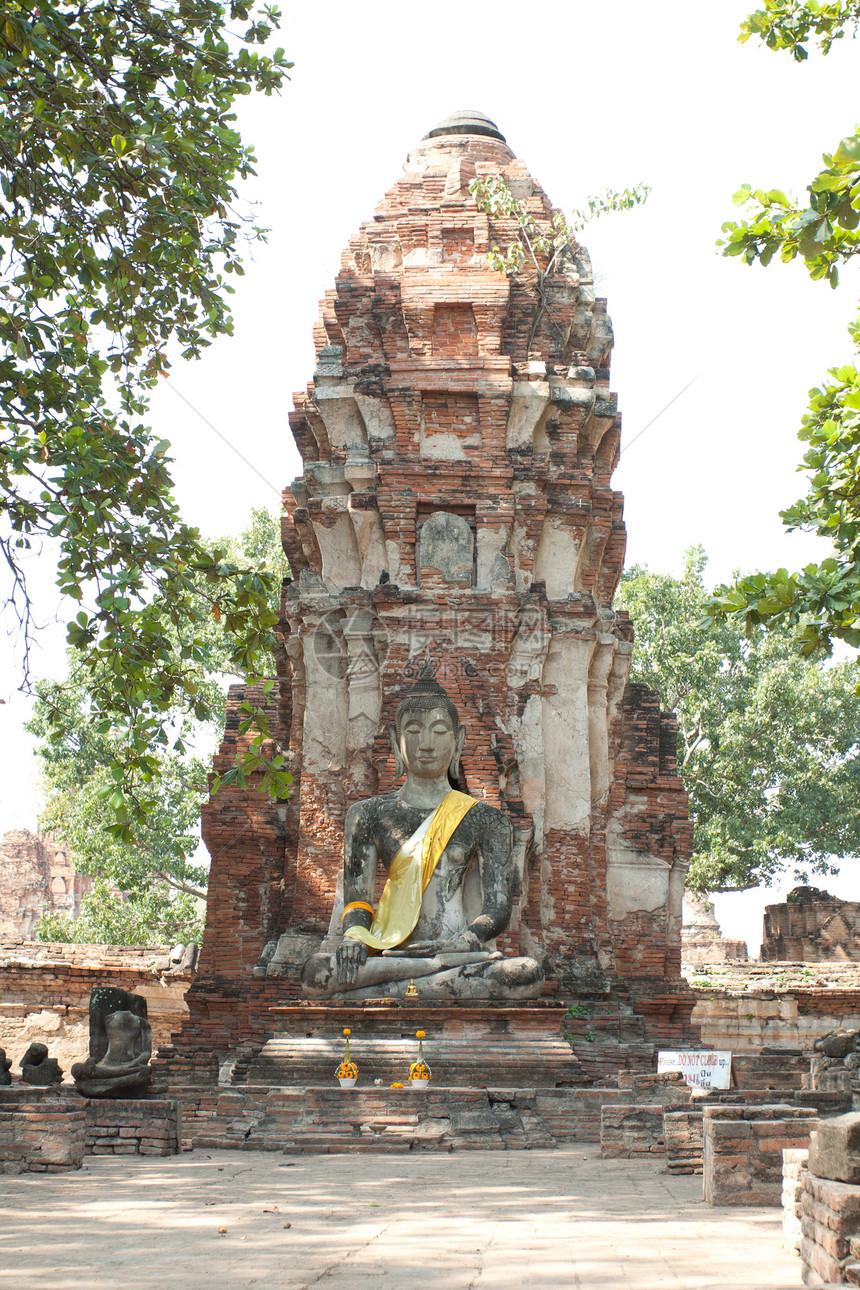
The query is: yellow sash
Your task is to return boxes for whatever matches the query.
[343,790,477,952]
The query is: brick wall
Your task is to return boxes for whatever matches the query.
[690,970,860,1054]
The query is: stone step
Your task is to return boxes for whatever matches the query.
[194,1085,560,1153]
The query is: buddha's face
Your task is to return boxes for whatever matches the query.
[396,705,463,780]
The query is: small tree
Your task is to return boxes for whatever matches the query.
[28,508,288,944]
[469,174,649,349]
[1,0,293,839]
[617,547,860,893]
[707,2,860,654]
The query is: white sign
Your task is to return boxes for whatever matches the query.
[657,1049,732,1090]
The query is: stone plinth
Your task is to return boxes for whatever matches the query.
[243,1002,581,1089]
[196,1085,575,1153]
[0,1088,85,1174]
[703,1105,819,1207]
[85,1098,180,1156]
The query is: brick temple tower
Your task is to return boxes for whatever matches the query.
[183,111,695,1053]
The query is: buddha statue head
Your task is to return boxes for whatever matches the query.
[389,657,465,783]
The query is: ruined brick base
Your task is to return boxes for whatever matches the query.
[703,1105,819,1206]
[0,1087,180,1173]
[85,1098,180,1157]
[0,1087,85,1173]
[666,1094,849,1178]
[800,1173,860,1285]
[600,1104,667,1158]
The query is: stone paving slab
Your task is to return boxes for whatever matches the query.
[0,1144,804,1289]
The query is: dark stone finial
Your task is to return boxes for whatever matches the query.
[0,1047,12,1085]
[424,110,506,143]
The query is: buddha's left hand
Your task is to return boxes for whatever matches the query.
[387,930,482,957]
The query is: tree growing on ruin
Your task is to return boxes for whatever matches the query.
[705,1,860,654]
[469,174,649,348]
[617,547,860,894]
[29,509,287,944]
[1,0,293,843]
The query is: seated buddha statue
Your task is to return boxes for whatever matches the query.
[301,662,544,1000]
[71,1008,152,1098]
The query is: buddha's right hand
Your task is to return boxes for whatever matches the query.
[336,937,369,985]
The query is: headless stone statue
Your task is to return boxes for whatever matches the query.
[302,661,544,1001]
[0,1047,12,1085]
[71,986,152,1098]
[20,1042,63,1086]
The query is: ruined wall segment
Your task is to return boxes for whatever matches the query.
[762,887,860,963]
[186,112,693,1050]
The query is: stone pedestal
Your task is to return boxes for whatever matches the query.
[0,1088,85,1174]
[242,1002,581,1089]
[84,1098,180,1156]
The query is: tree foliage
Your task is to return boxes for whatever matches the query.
[739,1,860,58]
[706,2,860,654]
[617,548,860,894]
[0,0,292,836]
[28,508,288,944]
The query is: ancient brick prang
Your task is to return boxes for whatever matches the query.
[0,830,93,939]
[188,111,694,1053]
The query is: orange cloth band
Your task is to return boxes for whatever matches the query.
[341,901,374,922]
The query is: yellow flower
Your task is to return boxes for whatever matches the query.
[416,1030,425,1039]
[390,1082,404,1088]
[343,1027,351,1036]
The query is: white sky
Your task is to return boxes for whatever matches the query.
[2,0,859,952]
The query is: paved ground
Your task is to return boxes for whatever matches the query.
[0,1145,803,1290]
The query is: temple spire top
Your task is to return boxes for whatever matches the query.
[424,110,506,143]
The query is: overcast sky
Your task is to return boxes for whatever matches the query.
[3,0,859,950]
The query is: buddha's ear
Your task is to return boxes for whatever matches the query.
[450,723,466,780]
[388,723,404,777]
